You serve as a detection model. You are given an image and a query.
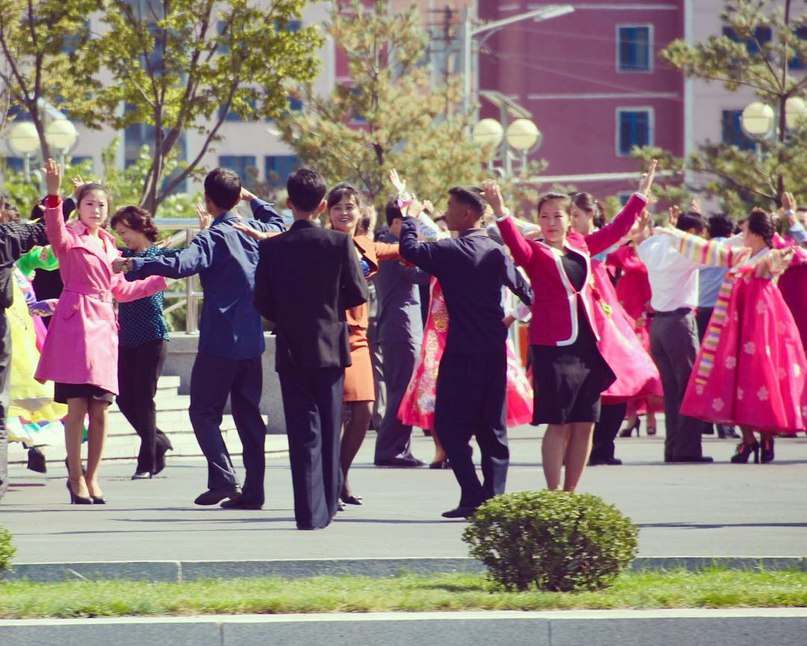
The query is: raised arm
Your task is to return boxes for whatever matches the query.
[244,188,285,233]
[41,158,73,256]
[111,272,168,302]
[398,218,443,276]
[121,231,217,279]
[657,227,750,269]
[483,180,534,267]
[584,193,647,256]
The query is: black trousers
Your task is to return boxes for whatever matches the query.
[434,350,509,509]
[117,340,170,473]
[189,352,266,504]
[0,314,10,501]
[590,402,627,463]
[695,307,714,342]
[374,341,418,462]
[279,367,343,529]
[649,311,704,461]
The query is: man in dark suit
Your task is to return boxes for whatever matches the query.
[253,169,367,530]
[399,186,532,518]
[372,200,430,467]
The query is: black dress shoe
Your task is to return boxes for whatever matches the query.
[194,485,240,506]
[220,495,263,510]
[131,471,153,480]
[588,457,623,466]
[441,505,478,519]
[429,459,451,469]
[27,447,47,473]
[374,456,425,468]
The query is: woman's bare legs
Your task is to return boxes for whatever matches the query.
[340,400,372,501]
[564,422,595,491]
[542,424,571,490]
[85,398,109,499]
[64,397,89,498]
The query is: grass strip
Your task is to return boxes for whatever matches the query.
[0,569,805,619]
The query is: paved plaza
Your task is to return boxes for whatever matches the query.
[2,424,806,565]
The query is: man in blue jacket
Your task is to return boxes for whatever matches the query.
[114,168,284,509]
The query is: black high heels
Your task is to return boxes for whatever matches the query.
[760,437,775,464]
[90,495,107,505]
[730,441,760,464]
[619,418,641,437]
[66,480,93,505]
[340,493,363,505]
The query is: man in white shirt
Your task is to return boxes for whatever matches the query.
[637,212,712,463]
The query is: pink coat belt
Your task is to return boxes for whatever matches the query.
[63,286,113,303]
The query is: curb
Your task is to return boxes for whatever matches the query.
[3,556,806,583]
[1,609,807,646]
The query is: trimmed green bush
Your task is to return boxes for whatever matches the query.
[463,490,638,592]
[0,525,15,572]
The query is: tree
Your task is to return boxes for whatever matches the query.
[276,1,484,208]
[90,0,322,214]
[0,0,101,160]
[658,0,807,212]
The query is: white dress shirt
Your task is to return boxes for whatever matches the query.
[637,235,699,312]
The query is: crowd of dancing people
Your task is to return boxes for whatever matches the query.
[0,156,805,529]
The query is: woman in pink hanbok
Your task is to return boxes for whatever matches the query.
[659,209,806,463]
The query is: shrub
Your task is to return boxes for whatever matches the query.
[462,490,638,592]
[0,525,15,572]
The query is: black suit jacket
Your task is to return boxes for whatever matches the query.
[254,219,368,371]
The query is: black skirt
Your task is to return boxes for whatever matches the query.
[530,312,615,425]
[54,382,114,405]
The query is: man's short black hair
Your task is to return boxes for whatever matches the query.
[707,213,734,239]
[385,198,403,227]
[676,210,706,234]
[287,168,327,212]
[204,168,242,211]
[448,186,486,216]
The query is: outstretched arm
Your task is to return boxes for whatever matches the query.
[483,180,534,267]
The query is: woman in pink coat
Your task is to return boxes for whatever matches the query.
[35,159,167,505]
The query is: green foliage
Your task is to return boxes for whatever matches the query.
[277,0,484,208]
[0,0,102,160]
[88,0,322,213]
[658,0,807,211]
[0,525,15,572]
[462,490,639,592]
[0,158,95,215]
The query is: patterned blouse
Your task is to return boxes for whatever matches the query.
[119,246,179,348]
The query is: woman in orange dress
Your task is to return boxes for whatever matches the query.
[326,184,399,505]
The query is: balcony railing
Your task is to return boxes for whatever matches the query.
[153,218,204,333]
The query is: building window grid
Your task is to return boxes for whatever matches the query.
[616,24,653,73]
[219,155,258,183]
[615,107,653,157]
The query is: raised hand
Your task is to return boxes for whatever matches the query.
[667,204,680,229]
[481,179,506,217]
[196,202,212,230]
[388,168,407,195]
[232,222,271,240]
[71,175,84,193]
[43,158,62,197]
[630,209,652,242]
[781,191,796,214]
[240,187,257,202]
[690,197,702,214]
[637,159,657,198]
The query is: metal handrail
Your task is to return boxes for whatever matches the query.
[153,218,203,333]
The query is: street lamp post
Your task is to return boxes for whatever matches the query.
[473,116,541,177]
[462,4,574,117]
[45,118,79,168]
[4,121,41,181]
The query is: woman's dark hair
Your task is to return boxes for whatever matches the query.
[326,183,362,210]
[707,213,734,239]
[356,215,372,237]
[75,182,109,207]
[536,191,571,215]
[109,205,159,242]
[746,208,775,247]
[676,211,706,234]
[571,192,605,228]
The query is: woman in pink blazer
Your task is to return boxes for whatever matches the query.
[35,159,167,505]
[484,161,655,492]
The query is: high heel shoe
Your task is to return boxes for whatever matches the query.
[730,441,760,464]
[66,480,93,505]
[760,437,775,464]
[646,425,657,436]
[340,493,363,505]
[619,418,641,438]
[90,495,107,505]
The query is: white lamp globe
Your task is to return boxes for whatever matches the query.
[6,121,41,155]
[506,118,541,151]
[45,119,79,151]
[473,118,504,157]
[740,102,775,138]
[785,96,807,130]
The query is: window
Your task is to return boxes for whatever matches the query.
[219,155,257,182]
[721,110,755,151]
[789,26,807,70]
[219,98,257,122]
[617,26,651,72]
[723,26,772,55]
[265,155,299,188]
[616,109,652,156]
